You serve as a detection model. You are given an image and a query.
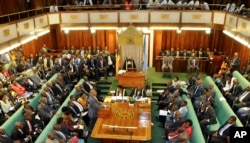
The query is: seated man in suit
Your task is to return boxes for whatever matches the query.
[123,57,136,71]
[232,86,250,113]
[37,97,55,125]
[11,122,32,143]
[207,115,237,143]
[0,128,13,143]
[114,85,128,97]
[130,86,146,99]
[187,54,199,77]
[197,101,217,137]
[161,54,174,78]
[224,79,243,105]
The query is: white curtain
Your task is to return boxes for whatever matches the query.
[121,44,143,71]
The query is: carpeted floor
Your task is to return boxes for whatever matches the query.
[87,67,207,143]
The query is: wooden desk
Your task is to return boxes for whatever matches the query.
[154,57,209,73]
[91,96,151,143]
[116,72,146,88]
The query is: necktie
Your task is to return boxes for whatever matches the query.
[27,120,32,132]
[56,84,63,92]
[193,59,195,66]
[239,91,249,102]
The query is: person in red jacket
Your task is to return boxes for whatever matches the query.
[10,80,33,99]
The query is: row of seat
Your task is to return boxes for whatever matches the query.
[0,73,58,135]
[203,76,243,132]
[35,79,85,143]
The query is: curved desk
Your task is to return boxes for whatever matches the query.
[91,96,151,143]
[116,72,146,88]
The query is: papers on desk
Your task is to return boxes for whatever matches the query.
[159,110,171,116]
[73,125,84,129]
[111,96,128,101]
[118,70,126,74]
[110,90,115,94]
[156,90,164,93]
[134,97,147,102]
[9,106,15,111]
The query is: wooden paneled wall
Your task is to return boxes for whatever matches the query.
[20,27,117,57]
[154,30,211,54]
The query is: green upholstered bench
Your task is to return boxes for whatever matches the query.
[0,74,58,135]
[203,76,243,131]
[233,71,250,89]
[35,79,85,143]
[182,95,206,143]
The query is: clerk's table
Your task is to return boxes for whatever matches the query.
[91,96,152,143]
[116,72,146,88]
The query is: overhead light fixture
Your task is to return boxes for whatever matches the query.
[90,27,118,30]
[205,30,211,34]
[181,27,211,31]
[37,30,50,37]
[234,36,249,46]
[0,43,21,54]
[176,29,182,34]
[61,27,89,31]
[223,30,235,38]
[90,28,96,34]
[64,29,69,34]
[223,30,249,46]
[20,36,37,44]
[149,27,179,30]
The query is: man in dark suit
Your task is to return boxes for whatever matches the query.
[224,79,243,105]
[0,128,13,143]
[232,86,250,112]
[164,111,185,140]
[88,89,105,132]
[37,97,54,125]
[208,116,237,143]
[11,122,32,143]
[130,87,146,99]
[187,54,199,76]
[96,55,108,80]
[105,52,116,76]
[52,124,68,142]
[197,101,217,137]
[231,52,241,72]
[22,113,41,141]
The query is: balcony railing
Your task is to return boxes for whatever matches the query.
[0,4,249,24]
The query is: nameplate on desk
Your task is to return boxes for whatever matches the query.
[111,96,128,101]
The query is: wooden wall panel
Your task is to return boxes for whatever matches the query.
[105,30,117,53]
[96,30,106,49]
[153,30,163,57]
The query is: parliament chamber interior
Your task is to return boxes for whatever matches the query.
[1,0,250,143]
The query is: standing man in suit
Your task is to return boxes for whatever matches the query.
[208,116,237,143]
[197,101,217,138]
[187,54,199,77]
[161,53,174,78]
[37,97,54,125]
[231,52,241,72]
[88,89,105,132]
[96,55,108,80]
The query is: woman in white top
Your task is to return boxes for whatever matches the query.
[0,94,12,114]
[223,74,236,92]
[172,76,181,88]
